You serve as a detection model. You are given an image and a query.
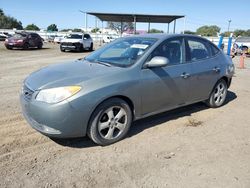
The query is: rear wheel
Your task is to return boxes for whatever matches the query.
[23,43,29,50]
[206,79,228,108]
[88,98,132,146]
[37,42,43,49]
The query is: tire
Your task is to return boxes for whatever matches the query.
[79,44,84,52]
[60,46,65,52]
[206,79,228,108]
[89,43,93,51]
[6,46,13,50]
[37,42,43,49]
[88,98,132,146]
[23,43,29,50]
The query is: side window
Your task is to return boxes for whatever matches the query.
[210,43,220,56]
[187,38,210,61]
[31,33,37,38]
[84,34,90,39]
[149,38,183,65]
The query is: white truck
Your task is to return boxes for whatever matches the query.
[60,33,93,52]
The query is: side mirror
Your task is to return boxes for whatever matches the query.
[144,56,169,68]
[83,37,87,40]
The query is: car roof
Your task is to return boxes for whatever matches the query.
[124,33,207,41]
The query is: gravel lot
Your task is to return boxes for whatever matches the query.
[0,42,250,188]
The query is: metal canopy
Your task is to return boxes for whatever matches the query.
[87,12,184,23]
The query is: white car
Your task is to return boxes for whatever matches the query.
[54,36,65,44]
[103,35,115,43]
[60,34,93,52]
[233,37,250,55]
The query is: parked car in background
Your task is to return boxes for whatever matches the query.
[60,33,93,52]
[4,32,43,50]
[103,35,115,43]
[232,37,250,55]
[20,34,234,145]
[54,35,65,44]
[0,32,11,41]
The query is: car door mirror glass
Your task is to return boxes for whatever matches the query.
[144,56,169,68]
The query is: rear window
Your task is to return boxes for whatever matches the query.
[210,43,220,56]
[186,38,210,61]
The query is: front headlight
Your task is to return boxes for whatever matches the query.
[36,86,81,104]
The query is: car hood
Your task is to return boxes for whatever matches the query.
[25,60,122,90]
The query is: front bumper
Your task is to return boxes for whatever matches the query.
[20,91,91,138]
[5,42,24,48]
[60,42,82,51]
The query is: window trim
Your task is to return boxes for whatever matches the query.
[143,37,186,67]
[184,37,213,63]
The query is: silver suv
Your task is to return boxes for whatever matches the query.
[60,33,93,52]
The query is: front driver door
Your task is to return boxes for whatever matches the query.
[140,37,192,116]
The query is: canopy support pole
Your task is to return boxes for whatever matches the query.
[120,20,123,37]
[173,19,176,33]
[134,16,137,34]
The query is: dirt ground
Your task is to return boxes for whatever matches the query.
[0,42,250,188]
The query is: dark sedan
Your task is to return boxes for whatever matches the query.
[5,32,43,50]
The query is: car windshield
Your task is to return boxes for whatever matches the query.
[13,33,27,38]
[85,37,157,67]
[66,34,82,39]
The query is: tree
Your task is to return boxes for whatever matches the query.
[148,28,164,33]
[184,30,196,35]
[0,8,4,16]
[60,29,71,32]
[47,24,58,31]
[72,28,82,32]
[25,23,40,31]
[107,21,134,33]
[196,25,220,36]
[0,9,23,29]
[234,29,246,37]
[91,28,100,33]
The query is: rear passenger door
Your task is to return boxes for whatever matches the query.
[185,37,221,102]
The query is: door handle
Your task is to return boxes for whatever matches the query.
[213,67,220,73]
[181,72,190,79]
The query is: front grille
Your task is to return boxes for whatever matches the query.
[22,84,34,101]
[62,42,73,46]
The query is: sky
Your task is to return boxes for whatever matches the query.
[0,0,249,33]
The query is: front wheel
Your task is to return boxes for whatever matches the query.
[206,79,228,108]
[88,98,132,146]
[60,45,65,52]
[6,46,13,50]
[89,43,93,51]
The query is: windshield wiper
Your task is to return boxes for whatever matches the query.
[95,61,112,67]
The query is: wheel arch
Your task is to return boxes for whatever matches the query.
[87,95,135,127]
[220,76,231,87]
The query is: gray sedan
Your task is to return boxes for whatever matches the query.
[20,34,234,145]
